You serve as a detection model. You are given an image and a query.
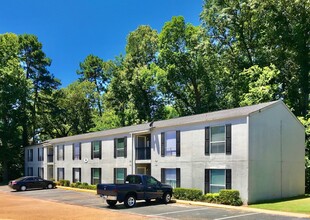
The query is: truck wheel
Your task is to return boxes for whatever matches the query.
[162,192,172,204]
[124,195,136,208]
[106,200,117,206]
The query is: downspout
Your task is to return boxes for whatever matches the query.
[131,132,134,174]
[247,115,250,205]
[280,120,283,198]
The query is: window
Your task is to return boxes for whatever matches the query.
[161,131,180,157]
[91,168,101,185]
[57,168,65,181]
[27,167,33,176]
[211,126,225,153]
[38,148,44,161]
[114,137,127,158]
[161,168,180,188]
[114,168,127,184]
[72,143,81,160]
[27,149,33,162]
[205,169,231,193]
[57,145,65,160]
[38,167,44,178]
[91,141,101,159]
[72,168,81,183]
[205,124,231,155]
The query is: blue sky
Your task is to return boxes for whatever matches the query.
[0,0,203,87]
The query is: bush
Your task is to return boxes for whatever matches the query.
[203,193,220,203]
[59,179,65,186]
[218,190,243,206]
[306,166,310,194]
[63,180,70,187]
[173,188,203,201]
[70,183,76,188]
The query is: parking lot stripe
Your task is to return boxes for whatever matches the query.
[148,207,209,216]
[214,212,260,220]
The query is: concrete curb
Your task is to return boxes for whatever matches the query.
[56,186,310,219]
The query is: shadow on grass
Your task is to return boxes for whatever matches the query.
[251,194,310,205]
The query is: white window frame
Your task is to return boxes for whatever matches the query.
[165,131,176,156]
[210,126,226,154]
[210,169,226,193]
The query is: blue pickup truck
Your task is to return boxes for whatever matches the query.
[97,174,173,208]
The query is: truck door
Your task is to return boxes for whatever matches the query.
[145,176,161,199]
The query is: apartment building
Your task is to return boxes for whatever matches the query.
[25,100,305,204]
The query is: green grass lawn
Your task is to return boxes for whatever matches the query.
[249,195,310,214]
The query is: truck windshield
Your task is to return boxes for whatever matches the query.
[126,176,142,184]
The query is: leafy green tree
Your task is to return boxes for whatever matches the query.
[18,34,60,145]
[158,16,218,115]
[77,55,113,116]
[200,0,309,116]
[90,109,121,132]
[0,33,30,181]
[239,65,281,106]
[40,81,96,138]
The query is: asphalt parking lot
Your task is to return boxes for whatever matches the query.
[0,186,308,220]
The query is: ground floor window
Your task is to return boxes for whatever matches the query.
[161,168,180,188]
[27,167,33,176]
[38,167,44,178]
[73,168,81,183]
[205,169,231,193]
[91,168,101,185]
[114,168,127,184]
[57,168,65,181]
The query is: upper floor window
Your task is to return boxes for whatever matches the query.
[27,149,33,162]
[114,137,127,158]
[205,124,231,155]
[57,145,65,160]
[73,143,81,160]
[38,148,44,161]
[161,131,180,157]
[91,141,101,159]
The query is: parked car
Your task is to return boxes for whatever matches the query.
[97,174,173,208]
[8,176,56,191]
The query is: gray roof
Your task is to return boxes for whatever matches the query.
[45,100,280,145]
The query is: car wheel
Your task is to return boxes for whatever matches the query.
[20,185,27,191]
[106,200,117,206]
[124,195,136,208]
[162,192,172,204]
[47,183,53,189]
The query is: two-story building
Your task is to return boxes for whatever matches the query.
[25,100,305,204]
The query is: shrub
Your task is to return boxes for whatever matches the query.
[218,190,243,206]
[70,183,76,188]
[59,179,65,186]
[306,166,310,194]
[203,193,220,203]
[63,180,70,187]
[173,188,203,201]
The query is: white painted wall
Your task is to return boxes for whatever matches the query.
[248,102,305,204]
[151,117,250,203]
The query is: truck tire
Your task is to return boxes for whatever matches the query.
[162,192,172,204]
[106,200,117,206]
[124,194,136,208]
